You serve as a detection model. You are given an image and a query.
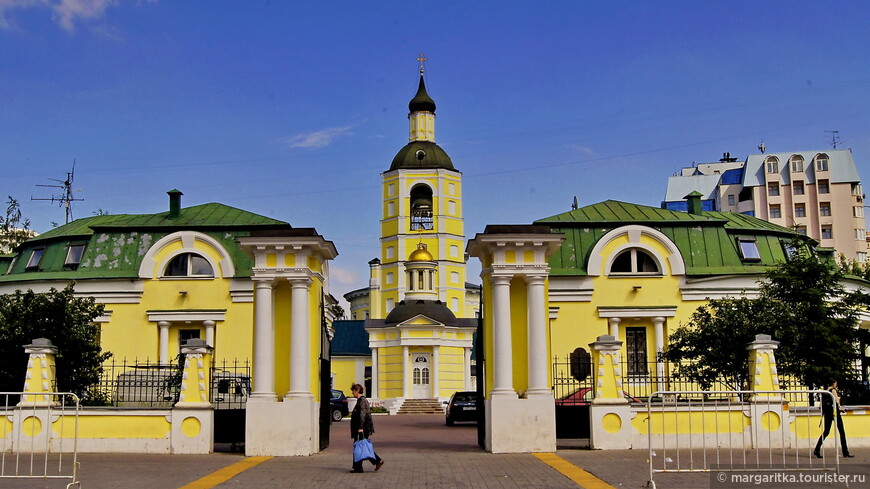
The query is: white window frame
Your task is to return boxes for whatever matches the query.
[737,238,761,262]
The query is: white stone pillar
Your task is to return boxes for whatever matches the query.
[250,279,277,400]
[403,345,411,398]
[371,348,379,399]
[287,277,313,399]
[653,317,666,393]
[158,321,170,365]
[608,317,621,340]
[491,274,516,398]
[526,275,549,397]
[464,347,473,391]
[432,346,440,399]
[204,320,215,348]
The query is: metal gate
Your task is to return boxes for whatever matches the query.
[211,360,250,451]
[552,350,594,441]
[0,392,80,489]
[646,389,843,489]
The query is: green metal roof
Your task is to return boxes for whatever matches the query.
[0,202,290,283]
[535,200,801,277]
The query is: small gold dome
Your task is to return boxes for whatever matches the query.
[408,243,433,262]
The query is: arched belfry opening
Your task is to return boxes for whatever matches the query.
[410,184,434,231]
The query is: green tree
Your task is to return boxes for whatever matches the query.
[0,197,33,253]
[663,237,870,395]
[0,284,112,400]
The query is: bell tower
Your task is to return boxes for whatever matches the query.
[377,55,467,319]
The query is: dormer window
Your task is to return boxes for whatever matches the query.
[737,238,761,262]
[25,248,44,270]
[765,156,779,174]
[64,243,86,268]
[164,253,213,277]
[609,248,660,275]
[789,155,804,172]
[815,154,829,172]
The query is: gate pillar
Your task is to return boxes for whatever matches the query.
[746,334,787,448]
[589,335,633,449]
[172,339,214,454]
[467,226,563,453]
[238,231,337,456]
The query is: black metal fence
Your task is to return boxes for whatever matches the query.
[552,354,595,405]
[88,357,250,409]
[210,358,251,410]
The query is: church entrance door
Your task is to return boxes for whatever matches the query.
[411,353,431,398]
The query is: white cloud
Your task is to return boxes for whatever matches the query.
[566,143,597,156]
[0,0,123,32]
[283,126,353,149]
[329,266,358,286]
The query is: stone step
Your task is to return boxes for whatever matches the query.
[396,398,444,415]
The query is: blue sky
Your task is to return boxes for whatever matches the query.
[3,1,870,307]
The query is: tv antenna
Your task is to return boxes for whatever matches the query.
[825,130,841,149]
[32,160,84,224]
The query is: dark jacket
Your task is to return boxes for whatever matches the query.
[350,396,375,439]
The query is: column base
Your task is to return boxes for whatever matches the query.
[245,398,319,456]
[485,397,555,453]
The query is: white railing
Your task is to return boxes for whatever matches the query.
[0,392,80,489]
[646,390,841,489]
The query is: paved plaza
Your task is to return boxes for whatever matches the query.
[5,414,867,488]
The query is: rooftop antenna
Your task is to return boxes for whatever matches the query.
[32,160,84,224]
[571,196,579,210]
[825,130,840,149]
[758,140,766,153]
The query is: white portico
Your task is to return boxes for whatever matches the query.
[237,229,337,456]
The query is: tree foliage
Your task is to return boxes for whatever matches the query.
[663,237,870,396]
[0,197,33,253]
[0,284,112,399]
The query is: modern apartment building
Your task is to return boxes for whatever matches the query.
[663,150,867,262]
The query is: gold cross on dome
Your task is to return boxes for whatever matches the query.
[417,53,427,74]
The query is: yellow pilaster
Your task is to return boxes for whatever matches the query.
[20,338,59,407]
[176,339,214,408]
[747,334,782,402]
[589,335,627,404]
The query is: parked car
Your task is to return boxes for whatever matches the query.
[555,387,641,406]
[330,389,349,421]
[445,391,478,426]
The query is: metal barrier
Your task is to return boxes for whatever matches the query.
[0,392,80,489]
[646,390,840,489]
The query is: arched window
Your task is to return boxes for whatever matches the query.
[164,253,214,277]
[765,156,779,174]
[789,155,804,173]
[814,153,829,172]
[609,248,660,275]
[409,185,434,231]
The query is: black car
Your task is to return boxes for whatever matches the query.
[330,389,349,421]
[445,391,477,426]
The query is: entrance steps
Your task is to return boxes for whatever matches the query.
[397,398,444,415]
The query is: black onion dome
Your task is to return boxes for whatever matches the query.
[390,141,454,171]
[408,75,436,113]
[384,300,458,326]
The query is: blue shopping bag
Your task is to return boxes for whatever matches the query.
[353,437,376,463]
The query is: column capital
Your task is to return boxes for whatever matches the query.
[288,277,313,288]
[253,278,274,288]
[491,274,513,285]
[523,274,547,286]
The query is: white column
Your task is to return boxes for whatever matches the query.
[491,274,516,398]
[287,278,313,399]
[608,317,621,340]
[653,317,666,393]
[525,275,549,397]
[464,347,473,391]
[204,320,215,348]
[250,279,277,400]
[158,321,170,365]
[371,348,379,399]
[403,345,411,398]
[432,346,440,399]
